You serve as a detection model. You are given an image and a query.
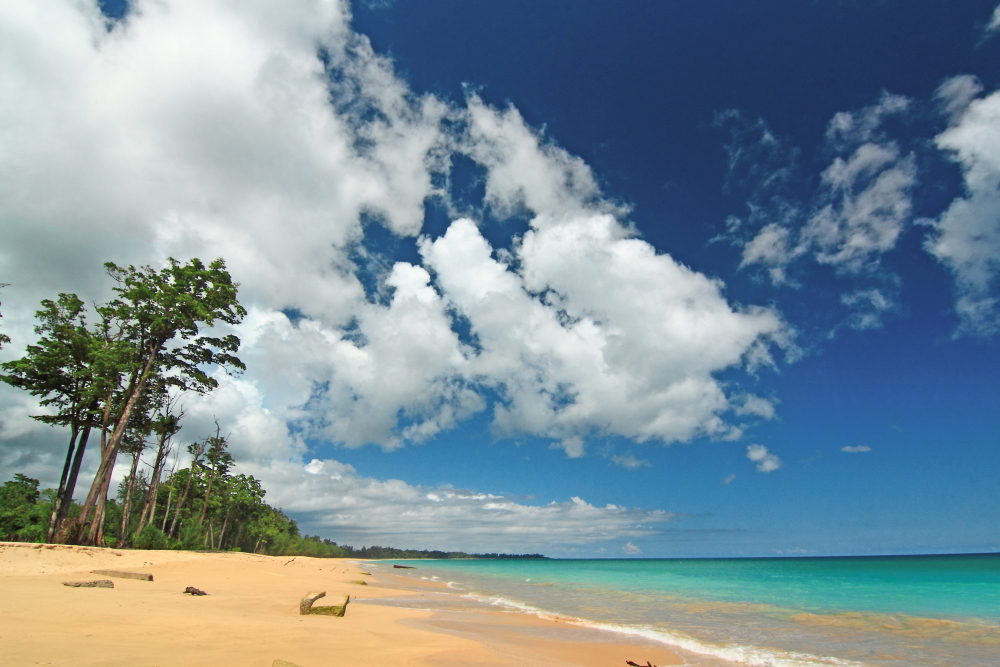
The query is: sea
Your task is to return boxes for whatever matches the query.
[359,555,1000,667]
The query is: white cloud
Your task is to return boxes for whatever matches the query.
[721,473,736,485]
[983,5,1000,41]
[841,445,872,453]
[254,458,674,552]
[0,0,795,465]
[925,84,1000,336]
[839,289,895,331]
[611,454,651,470]
[746,444,781,473]
[936,75,984,122]
[621,541,642,555]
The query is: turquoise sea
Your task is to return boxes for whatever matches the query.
[366,555,1000,667]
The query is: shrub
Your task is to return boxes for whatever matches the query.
[134,524,171,550]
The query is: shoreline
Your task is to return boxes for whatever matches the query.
[0,542,682,667]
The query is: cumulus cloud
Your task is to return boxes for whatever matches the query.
[621,541,642,555]
[746,444,781,473]
[0,0,793,466]
[721,95,916,328]
[841,445,872,453]
[925,79,1000,336]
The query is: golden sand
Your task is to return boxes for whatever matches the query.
[0,542,681,667]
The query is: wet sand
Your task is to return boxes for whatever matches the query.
[0,542,681,667]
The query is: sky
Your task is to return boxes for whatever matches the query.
[1,0,999,558]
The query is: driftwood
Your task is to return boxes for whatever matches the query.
[308,596,350,617]
[626,661,656,667]
[300,591,350,617]
[91,569,153,581]
[350,580,368,585]
[392,564,415,569]
[63,579,113,588]
[183,586,208,596]
[300,591,326,615]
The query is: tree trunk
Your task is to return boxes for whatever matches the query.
[90,470,114,546]
[47,424,79,542]
[76,346,159,543]
[117,450,142,547]
[168,464,200,539]
[160,448,181,532]
[136,430,170,535]
[217,507,231,550]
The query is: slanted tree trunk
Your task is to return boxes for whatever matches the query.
[53,425,92,543]
[136,431,170,535]
[78,347,160,544]
[168,444,205,539]
[217,507,231,550]
[160,448,181,532]
[47,423,79,542]
[117,449,143,547]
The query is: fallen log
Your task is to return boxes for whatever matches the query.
[299,591,326,615]
[309,596,350,617]
[183,586,208,596]
[63,580,113,588]
[91,569,153,581]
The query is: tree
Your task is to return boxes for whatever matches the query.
[134,400,184,537]
[75,258,246,545]
[0,474,49,542]
[167,440,207,538]
[0,294,109,541]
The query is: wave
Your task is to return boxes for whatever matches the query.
[460,592,870,667]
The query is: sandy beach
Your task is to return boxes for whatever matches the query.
[0,542,682,667]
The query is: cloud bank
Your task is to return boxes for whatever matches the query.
[0,0,794,546]
[0,0,791,459]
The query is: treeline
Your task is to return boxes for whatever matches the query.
[0,473,545,559]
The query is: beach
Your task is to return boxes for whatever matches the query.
[0,543,681,667]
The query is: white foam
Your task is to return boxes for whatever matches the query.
[459,592,869,667]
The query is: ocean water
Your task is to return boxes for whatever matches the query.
[365,555,1000,667]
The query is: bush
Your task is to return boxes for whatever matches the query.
[0,474,50,542]
[134,524,171,550]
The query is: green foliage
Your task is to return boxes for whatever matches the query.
[134,524,171,550]
[0,474,50,542]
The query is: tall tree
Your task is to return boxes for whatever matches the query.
[115,397,156,547]
[0,294,109,541]
[75,258,245,545]
[168,440,207,538]
[135,400,184,536]
[196,421,233,529]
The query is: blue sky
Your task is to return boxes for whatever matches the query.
[1,0,999,557]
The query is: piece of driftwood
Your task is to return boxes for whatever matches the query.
[358,571,372,575]
[91,569,153,581]
[63,580,114,588]
[183,586,208,596]
[626,661,656,667]
[350,580,368,585]
[392,564,415,569]
[300,591,326,615]
[308,596,350,617]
